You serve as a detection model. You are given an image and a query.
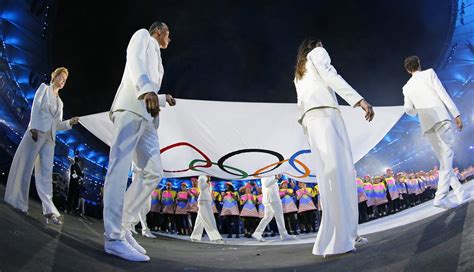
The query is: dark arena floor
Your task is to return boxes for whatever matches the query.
[0,184,473,272]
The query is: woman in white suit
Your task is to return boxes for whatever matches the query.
[190,175,224,243]
[293,38,373,256]
[4,67,79,225]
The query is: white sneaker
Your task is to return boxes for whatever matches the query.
[433,198,458,209]
[211,239,226,244]
[125,230,147,255]
[251,233,265,242]
[104,240,150,262]
[142,230,157,239]
[355,235,368,246]
[280,234,296,241]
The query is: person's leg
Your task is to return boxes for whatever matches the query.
[224,216,231,237]
[425,122,458,201]
[233,216,240,238]
[190,211,204,240]
[253,204,274,237]
[303,109,358,255]
[271,202,289,238]
[289,212,298,234]
[35,136,60,217]
[190,212,198,230]
[309,211,316,232]
[199,201,222,241]
[66,182,77,213]
[434,122,464,199]
[104,111,145,241]
[5,130,44,212]
[283,213,291,232]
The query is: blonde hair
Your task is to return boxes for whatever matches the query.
[51,67,69,84]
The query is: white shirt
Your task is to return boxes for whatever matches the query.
[294,47,363,124]
[402,69,460,134]
[110,29,166,121]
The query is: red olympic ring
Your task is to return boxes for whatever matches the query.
[160,142,212,173]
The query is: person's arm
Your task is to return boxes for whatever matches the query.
[126,30,159,99]
[402,89,417,116]
[29,84,48,141]
[430,69,460,118]
[429,69,462,130]
[308,47,364,107]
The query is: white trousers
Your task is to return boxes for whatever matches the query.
[190,200,222,241]
[253,200,288,237]
[4,130,60,216]
[302,108,358,256]
[137,194,152,232]
[425,121,462,200]
[103,111,163,240]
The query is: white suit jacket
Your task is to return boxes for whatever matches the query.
[294,47,364,124]
[261,176,280,204]
[197,176,212,201]
[28,83,72,141]
[110,29,166,122]
[402,69,460,134]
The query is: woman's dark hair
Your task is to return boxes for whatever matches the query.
[294,37,322,80]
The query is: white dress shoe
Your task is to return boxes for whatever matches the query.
[104,240,150,262]
[355,235,368,246]
[125,230,147,255]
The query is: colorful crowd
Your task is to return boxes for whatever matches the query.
[139,165,474,238]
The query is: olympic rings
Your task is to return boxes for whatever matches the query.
[188,159,249,179]
[160,142,212,173]
[217,149,284,177]
[161,142,316,179]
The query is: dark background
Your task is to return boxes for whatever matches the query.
[51,0,452,116]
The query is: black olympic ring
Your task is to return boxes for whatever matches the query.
[217,149,285,177]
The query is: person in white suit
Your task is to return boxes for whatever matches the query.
[252,174,292,241]
[103,21,176,262]
[4,67,79,225]
[190,175,224,243]
[293,38,373,256]
[402,56,468,209]
[129,164,156,239]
